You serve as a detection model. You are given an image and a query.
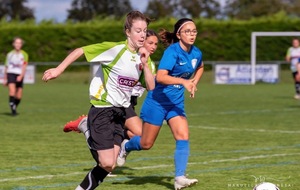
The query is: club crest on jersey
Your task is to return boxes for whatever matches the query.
[130,55,136,62]
[191,59,197,69]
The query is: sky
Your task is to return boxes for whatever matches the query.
[26,0,149,22]
[26,0,225,23]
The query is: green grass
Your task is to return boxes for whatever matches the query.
[0,70,299,190]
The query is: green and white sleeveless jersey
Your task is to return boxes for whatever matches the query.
[286,46,300,72]
[83,41,145,108]
[5,50,28,75]
[131,58,156,97]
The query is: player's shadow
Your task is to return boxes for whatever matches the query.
[82,166,174,189]
[83,166,135,175]
[0,112,16,116]
[112,175,174,189]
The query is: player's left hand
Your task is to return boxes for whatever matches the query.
[183,79,197,98]
[139,47,150,67]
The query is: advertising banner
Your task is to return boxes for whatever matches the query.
[0,65,35,84]
[215,64,278,84]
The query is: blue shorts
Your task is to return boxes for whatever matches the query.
[140,97,186,126]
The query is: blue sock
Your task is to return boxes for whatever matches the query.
[125,136,142,152]
[174,140,190,177]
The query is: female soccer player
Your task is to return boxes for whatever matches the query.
[3,37,28,116]
[42,11,154,190]
[63,30,159,140]
[286,38,300,99]
[117,18,204,190]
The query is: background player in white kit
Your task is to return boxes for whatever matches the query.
[3,37,28,116]
[286,38,300,99]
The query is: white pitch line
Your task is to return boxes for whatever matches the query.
[190,125,300,134]
[188,108,297,116]
[0,171,86,182]
[133,153,300,170]
[1,153,299,183]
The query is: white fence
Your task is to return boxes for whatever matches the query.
[0,61,287,84]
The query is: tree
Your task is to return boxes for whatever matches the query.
[224,0,300,20]
[180,0,221,18]
[145,0,221,19]
[144,0,175,18]
[0,0,34,21]
[67,0,132,22]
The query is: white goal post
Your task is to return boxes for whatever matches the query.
[251,32,300,84]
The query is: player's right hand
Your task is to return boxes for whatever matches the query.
[42,68,62,82]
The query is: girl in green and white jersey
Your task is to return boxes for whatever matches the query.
[42,11,154,190]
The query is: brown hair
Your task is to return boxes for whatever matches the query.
[159,18,194,47]
[124,11,151,33]
[13,36,24,44]
[146,29,158,39]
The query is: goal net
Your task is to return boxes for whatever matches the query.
[251,32,300,84]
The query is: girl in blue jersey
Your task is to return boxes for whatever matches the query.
[117,18,204,190]
[43,11,154,190]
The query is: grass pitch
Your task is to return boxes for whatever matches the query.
[0,70,299,190]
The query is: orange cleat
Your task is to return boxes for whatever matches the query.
[63,115,87,133]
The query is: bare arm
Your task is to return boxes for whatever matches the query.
[3,66,7,86]
[156,69,197,98]
[191,63,204,85]
[42,48,84,82]
[156,62,204,98]
[17,63,28,82]
[286,55,291,62]
[139,47,155,90]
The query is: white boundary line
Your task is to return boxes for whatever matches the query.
[0,172,86,182]
[188,108,297,117]
[1,153,299,183]
[189,125,300,134]
[133,153,300,170]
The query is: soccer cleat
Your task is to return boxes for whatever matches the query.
[174,176,198,190]
[294,94,300,100]
[63,115,87,133]
[117,139,129,166]
[107,172,117,177]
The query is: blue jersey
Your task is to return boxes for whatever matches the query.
[148,42,202,105]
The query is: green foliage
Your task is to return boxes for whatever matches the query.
[1,16,300,62]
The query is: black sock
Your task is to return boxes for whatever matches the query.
[296,82,300,94]
[9,96,16,114]
[79,165,109,189]
[124,129,130,140]
[15,98,21,107]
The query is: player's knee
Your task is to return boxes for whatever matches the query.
[140,141,154,150]
[98,160,114,171]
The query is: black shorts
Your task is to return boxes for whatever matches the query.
[7,73,24,88]
[292,71,298,79]
[87,106,126,151]
[125,104,137,120]
[130,96,138,107]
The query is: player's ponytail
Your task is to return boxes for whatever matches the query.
[159,18,194,47]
